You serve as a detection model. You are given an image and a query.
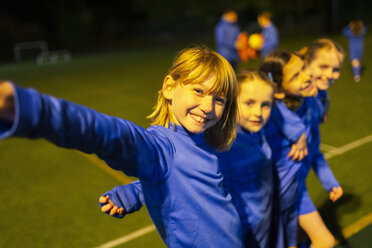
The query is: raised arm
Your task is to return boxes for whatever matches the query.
[99,180,145,218]
[0,81,15,122]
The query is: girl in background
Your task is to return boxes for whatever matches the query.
[257,11,279,58]
[343,19,367,82]
[298,38,345,122]
[260,49,317,248]
[0,46,245,248]
[295,39,345,248]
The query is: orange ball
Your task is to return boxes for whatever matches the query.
[248,33,264,50]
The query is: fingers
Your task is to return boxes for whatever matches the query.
[110,205,118,216]
[329,187,343,202]
[101,203,113,212]
[100,196,124,216]
[99,195,109,204]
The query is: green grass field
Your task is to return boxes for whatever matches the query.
[0,34,371,247]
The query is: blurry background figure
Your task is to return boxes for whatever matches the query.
[257,11,279,59]
[342,19,367,83]
[215,10,241,70]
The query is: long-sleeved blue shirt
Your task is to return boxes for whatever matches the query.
[260,24,279,58]
[342,24,367,60]
[264,100,305,247]
[100,127,274,248]
[214,18,240,64]
[0,85,244,248]
[296,97,340,215]
[219,128,273,248]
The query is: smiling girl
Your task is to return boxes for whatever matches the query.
[260,49,317,248]
[0,46,245,247]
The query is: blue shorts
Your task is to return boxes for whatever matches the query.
[297,182,317,216]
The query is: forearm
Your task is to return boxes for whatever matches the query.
[0,81,15,122]
[100,180,145,218]
[313,150,340,191]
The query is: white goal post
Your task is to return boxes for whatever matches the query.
[13,40,48,62]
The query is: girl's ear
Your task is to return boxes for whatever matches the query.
[274,92,285,100]
[162,75,176,100]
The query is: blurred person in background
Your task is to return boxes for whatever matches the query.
[342,19,367,83]
[215,10,241,70]
[258,11,279,59]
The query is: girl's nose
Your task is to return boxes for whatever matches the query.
[200,96,214,113]
[253,104,262,116]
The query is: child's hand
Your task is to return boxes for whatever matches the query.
[0,81,15,122]
[322,114,328,123]
[329,187,343,202]
[99,195,124,216]
[288,133,308,161]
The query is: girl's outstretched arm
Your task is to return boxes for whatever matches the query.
[0,81,15,122]
[0,84,172,182]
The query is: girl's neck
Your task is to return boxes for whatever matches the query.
[283,95,303,111]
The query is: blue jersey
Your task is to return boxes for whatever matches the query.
[261,24,279,58]
[342,24,367,60]
[219,128,273,248]
[296,97,340,215]
[0,85,244,248]
[316,90,330,121]
[101,127,275,248]
[264,100,305,247]
[214,18,240,65]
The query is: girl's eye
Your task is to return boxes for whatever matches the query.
[194,89,203,94]
[216,97,226,105]
[246,101,254,107]
[262,102,272,109]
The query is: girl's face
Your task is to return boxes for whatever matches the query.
[307,49,341,90]
[282,55,317,98]
[238,80,273,133]
[164,75,226,134]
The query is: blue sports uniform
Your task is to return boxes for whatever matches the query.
[296,97,340,216]
[342,24,367,61]
[342,24,367,78]
[316,90,330,122]
[219,128,274,248]
[264,100,306,248]
[0,85,244,248]
[215,18,240,69]
[101,127,275,248]
[260,24,279,58]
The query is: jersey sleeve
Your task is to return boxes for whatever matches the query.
[270,101,305,143]
[312,148,340,192]
[0,84,173,183]
[99,180,145,219]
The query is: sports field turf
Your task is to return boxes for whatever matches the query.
[0,34,371,247]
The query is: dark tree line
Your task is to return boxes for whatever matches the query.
[0,0,369,61]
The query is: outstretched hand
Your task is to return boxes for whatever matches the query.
[329,187,343,202]
[99,195,124,216]
[0,81,15,122]
[288,133,308,161]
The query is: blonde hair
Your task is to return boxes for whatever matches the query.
[237,69,275,95]
[297,38,345,65]
[148,45,238,151]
